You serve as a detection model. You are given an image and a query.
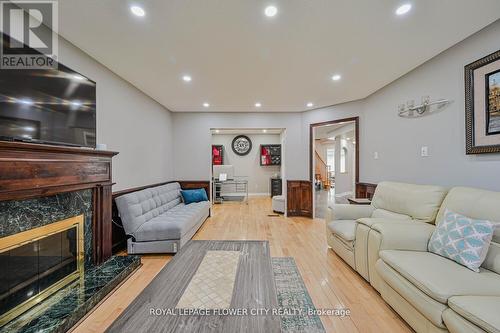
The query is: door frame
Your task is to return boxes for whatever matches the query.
[309,116,360,215]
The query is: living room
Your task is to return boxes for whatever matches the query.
[0,1,499,333]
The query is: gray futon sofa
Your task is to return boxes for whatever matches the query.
[115,182,210,254]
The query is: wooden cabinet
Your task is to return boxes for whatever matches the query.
[286,180,312,217]
[270,178,282,197]
[355,182,377,199]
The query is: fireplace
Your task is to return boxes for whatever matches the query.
[0,215,84,326]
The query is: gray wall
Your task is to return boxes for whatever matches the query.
[174,20,500,192]
[359,20,500,190]
[212,134,281,194]
[58,37,174,191]
[173,112,305,180]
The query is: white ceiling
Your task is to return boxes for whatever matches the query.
[57,1,500,112]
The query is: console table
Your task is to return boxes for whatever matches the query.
[212,179,248,204]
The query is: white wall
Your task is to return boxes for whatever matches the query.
[173,21,500,192]
[173,112,304,180]
[359,20,500,190]
[212,134,281,194]
[58,38,174,191]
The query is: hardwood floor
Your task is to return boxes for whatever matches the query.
[72,197,412,333]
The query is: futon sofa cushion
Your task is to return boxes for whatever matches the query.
[133,201,210,242]
[116,182,183,236]
[379,250,500,304]
[448,296,500,333]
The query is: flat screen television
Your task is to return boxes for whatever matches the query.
[0,34,96,148]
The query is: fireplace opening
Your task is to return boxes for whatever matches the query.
[0,215,84,326]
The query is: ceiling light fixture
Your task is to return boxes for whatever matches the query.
[331,74,342,81]
[203,102,210,108]
[215,129,220,133]
[395,3,412,15]
[262,129,267,133]
[182,75,192,82]
[264,5,278,17]
[18,98,33,105]
[255,102,262,107]
[130,5,146,17]
[307,102,314,107]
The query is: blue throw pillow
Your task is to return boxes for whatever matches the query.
[180,189,208,204]
[428,209,497,272]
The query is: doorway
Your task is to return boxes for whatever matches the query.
[310,117,359,218]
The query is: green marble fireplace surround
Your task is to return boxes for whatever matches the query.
[0,191,140,333]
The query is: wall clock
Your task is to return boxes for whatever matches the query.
[232,135,252,156]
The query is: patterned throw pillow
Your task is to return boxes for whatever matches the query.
[428,209,497,272]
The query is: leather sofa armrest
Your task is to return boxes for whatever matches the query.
[357,217,413,228]
[371,222,435,252]
[327,204,374,222]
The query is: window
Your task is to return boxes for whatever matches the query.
[340,147,347,173]
[326,148,335,172]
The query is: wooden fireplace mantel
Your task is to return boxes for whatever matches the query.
[0,141,118,264]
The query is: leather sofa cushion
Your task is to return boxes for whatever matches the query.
[372,181,447,222]
[379,250,500,304]
[133,201,210,242]
[448,296,500,333]
[371,208,412,221]
[327,220,356,241]
[357,217,413,228]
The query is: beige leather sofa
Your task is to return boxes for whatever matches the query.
[325,181,447,291]
[374,187,500,333]
[327,184,500,333]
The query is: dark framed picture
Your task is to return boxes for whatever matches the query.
[465,50,500,154]
[231,135,252,156]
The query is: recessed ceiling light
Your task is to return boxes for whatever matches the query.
[255,102,262,107]
[331,74,342,81]
[395,3,412,15]
[307,102,314,107]
[203,102,210,108]
[264,5,278,17]
[18,98,33,105]
[215,129,220,133]
[182,75,192,82]
[262,129,267,133]
[130,5,146,17]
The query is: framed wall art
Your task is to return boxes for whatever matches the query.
[465,49,500,154]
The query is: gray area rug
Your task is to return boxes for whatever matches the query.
[272,257,326,333]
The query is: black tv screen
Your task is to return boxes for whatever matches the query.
[0,35,96,148]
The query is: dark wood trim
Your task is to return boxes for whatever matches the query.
[111,180,211,253]
[0,140,117,157]
[0,140,118,265]
[309,116,359,183]
[286,180,312,218]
